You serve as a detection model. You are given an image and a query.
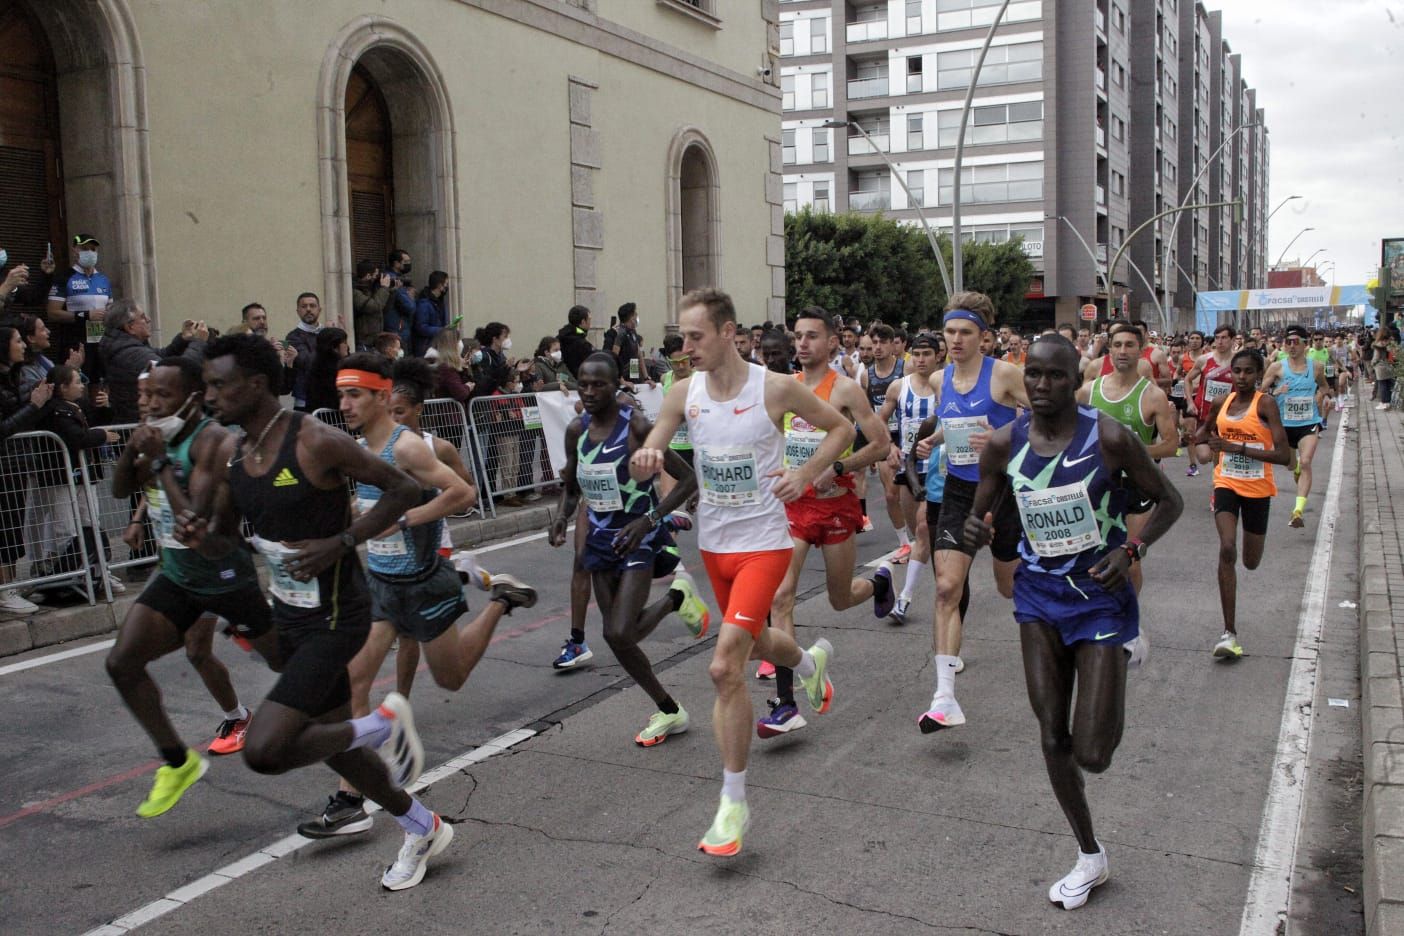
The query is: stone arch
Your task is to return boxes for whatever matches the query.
[317,16,460,329]
[665,127,722,323]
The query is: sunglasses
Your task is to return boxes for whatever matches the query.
[1284,338,1303,345]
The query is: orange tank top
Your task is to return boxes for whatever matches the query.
[1212,390,1276,498]
[784,369,855,493]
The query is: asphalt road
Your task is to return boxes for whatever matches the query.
[0,423,1364,935]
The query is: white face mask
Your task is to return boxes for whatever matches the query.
[502,337,513,351]
[146,393,198,442]
[396,348,405,359]
[78,249,98,269]
[549,349,562,363]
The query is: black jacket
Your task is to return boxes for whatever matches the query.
[34,398,108,487]
[98,329,205,423]
[0,366,44,440]
[556,324,593,378]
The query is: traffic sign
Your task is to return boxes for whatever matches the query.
[1080,303,1097,321]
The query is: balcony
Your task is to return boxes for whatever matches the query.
[1096,185,1107,205]
[1096,125,1105,148]
[846,20,888,43]
[847,76,889,99]
[848,133,890,155]
[1095,68,1106,91]
[849,190,891,211]
[1095,7,1105,34]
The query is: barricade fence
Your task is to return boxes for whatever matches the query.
[1,430,98,603]
[466,393,558,507]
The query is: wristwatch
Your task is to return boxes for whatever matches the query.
[1125,538,1147,562]
[149,456,170,475]
[646,507,663,528]
[339,530,356,550]
[397,514,411,532]
[832,460,847,477]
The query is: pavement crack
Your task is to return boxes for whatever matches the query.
[598,871,660,935]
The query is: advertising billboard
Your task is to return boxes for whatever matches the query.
[1385,238,1404,297]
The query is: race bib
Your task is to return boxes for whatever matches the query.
[522,405,542,431]
[886,408,900,433]
[250,536,321,609]
[698,446,760,507]
[943,415,990,467]
[355,497,407,557]
[1325,363,1336,378]
[628,359,641,381]
[1220,442,1265,480]
[1015,481,1102,558]
[146,486,183,550]
[578,460,623,513]
[1170,380,1186,399]
[669,423,690,449]
[900,420,922,455]
[1283,395,1315,423]
[1204,379,1233,402]
[784,427,824,470]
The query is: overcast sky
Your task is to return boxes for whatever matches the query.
[1213,0,1403,286]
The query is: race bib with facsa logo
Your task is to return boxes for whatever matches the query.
[783,426,824,471]
[1283,395,1315,423]
[1015,481,1102,558]
[698,446,760,507]
[250,536,321,609]
[578,460,624,513]
[1204,379,1233,402]
[943,415,990,466]
[1220,442,1265,480]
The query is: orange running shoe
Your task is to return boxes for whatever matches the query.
[755,660,776,680]
[208,714,251,756]
[891,543,912,565]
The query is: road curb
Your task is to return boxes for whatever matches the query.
[1357,401,1404,936]
[0,503,557,661]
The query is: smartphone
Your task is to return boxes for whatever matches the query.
[45,242,53,263]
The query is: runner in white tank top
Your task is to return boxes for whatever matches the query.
[631,289,851,859]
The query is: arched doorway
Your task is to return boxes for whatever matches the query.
[345,65,395,275]
[665,128,721,322]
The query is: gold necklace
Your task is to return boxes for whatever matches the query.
[228,409,286,467]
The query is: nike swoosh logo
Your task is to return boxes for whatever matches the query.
[733,404,759,415]
[966,398,985,408]
[601,442,627,454]
[939,530,959,545]
[1094,631,1119,641]
[736,613,756,622]
[1063,453,1095,467]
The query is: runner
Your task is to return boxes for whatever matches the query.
[877,334,940,619]
[1332,334,1358,401]
[1183,325,1238,478]
[630,288,843,857]
[1078,323,1178,593]
[908,413,971,642]
[1305,331,1332,431]
[923,292,1029,730]
[1261,325,1333,528]
[176,333,445,891]
[1193,349,1291,659]
[548,352,709,746]
[857,323,910,560]
[106,357,268,817]
[762,306,896,739]
[297,353,537,840]
[964,334,1183,910]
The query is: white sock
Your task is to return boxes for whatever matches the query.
[901,559,927,601]
[935,654,959,698]
[794,649,817,678]
[896,528,911,548]
[223,704,249,721]
[722,769,746,802]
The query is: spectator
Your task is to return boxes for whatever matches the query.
[228,302,269,337]
[0,247,56,328]
[530,336,575,391]
[0,325,53,612]
[303,327,349,414]
[285,291,323,410]
[412,270,452,357]
[734,328,755,362]
[604,301,645,383]
[18,315,82,399]
[556,305,594,378]
[471,322,513,398]
[351,259,393,348]
[429,328,474,407]
[371,331,403,359]
[381,249,414,343]
[47,236,112,377]
[98,300,207,424]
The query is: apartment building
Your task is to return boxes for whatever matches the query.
[780,0,1270,328]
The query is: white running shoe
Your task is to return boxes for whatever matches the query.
[918,694,965,733]
[375,692,424,790]
[1048,843,1108,909]
[954,656,965,674]
[1124,632,1149,670]
[0,589,38,614]
[381,815,454,891]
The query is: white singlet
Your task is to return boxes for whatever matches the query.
[685,363,792,554]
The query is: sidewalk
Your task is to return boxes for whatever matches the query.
[1356,398,1404,936]
[0,501,557,660]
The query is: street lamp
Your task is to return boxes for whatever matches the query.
[1300,248,1326,268]
[825,118,952,296]
[1266,194,1303,223]
[1050,215,1163,323]
[1273,227,1315,269]
[1110,199,1243,327]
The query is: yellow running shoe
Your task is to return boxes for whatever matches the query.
[670,572,710,638]
[698,795,750,857]
[137,749,208,818]
[634,706,689,747]
[1212,631,1243,661]
[1290,509,1304,528]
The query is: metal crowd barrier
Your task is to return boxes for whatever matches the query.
[78,424,160,583]
[3,430,98,603]
[466,392,558,509]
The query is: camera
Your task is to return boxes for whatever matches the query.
[757,64,772,79]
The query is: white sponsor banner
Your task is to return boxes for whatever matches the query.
[536,385,667,475]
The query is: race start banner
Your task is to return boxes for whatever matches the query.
[1195,284,1369,313]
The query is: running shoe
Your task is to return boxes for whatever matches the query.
[0,589,38,614]
[105,575,127,596]
[207,714,251,756]
[298,792,374,838]
[221,622,254,653]
[666,510,694,533]
[634,706,689,747]
[889,596,910,626]
[1175,447,1185,458]
[1212,631,1243,660]
[381,814,454,891]
[1049,843,1108,910]
[756,699,807,739]
[1124,633,1149,670]
[375,692,424,791]
[954,656,965,674]
[698,795,750,857]
[670,572,710,638]
[489,573,538,613]
[1186,462,1199,478]
[1292,462,1302,483]
[871,562,895,618]
[1290,508,1305,528]
[918,695,965,732]
[890,543,912,565]
[137,749,208,818]
[755,660,776,680]
[797,638,833,714]
[860,515,874,533]
[553,639,593,669]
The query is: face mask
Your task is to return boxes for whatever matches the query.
[396,348,404,359]
[502,338,513,351]
[471,349,484,365]
[400,263,412,275]
[146,394,198,442]
[0,250,7,269]
[549,350,562,363]
[78,250,98,269]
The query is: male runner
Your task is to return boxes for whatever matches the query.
[762,306,895,738]
[1261,325,1333,528]
[924,293,1029,730]
[1305,331,1332,431]
[965,335,1183,910]
[631,288,843,857]
[107,357,267,817]
[858,323,909,559]
[1183,325,1237,478]
[877,334,940,616]
[298,353,537,838]
[1078,323,1177,594]
[549,352,708,746]
[177,334,445,891]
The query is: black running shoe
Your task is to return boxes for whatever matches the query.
[297,792,373,839]
[489,573,538,614]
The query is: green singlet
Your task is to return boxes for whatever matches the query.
[1089,375,1156,445]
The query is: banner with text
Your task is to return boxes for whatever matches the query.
[536,385,666,475]
[1195,284,1369,313]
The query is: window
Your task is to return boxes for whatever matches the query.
[1112,4,1125,32]
[812,72,829,108]
[907,55,924,93]
[908,113,924,150]
[657,0,721,25]
[907,0,923,34]
[814,181,830,213]
[811,17,828,54]
[813,127,829,163]
[907,169,925,207]
[936,100,1043,146]
[783,182,797,214]
[937,160,1042,204]
[936,0,1042,31]
[1165,118,1176,141]
[779,20,794,56]
[782,129,796,164]
[1112,115,1125,142]
[782,73,795,111]
[1113,63,1125,89]
[937,42,1042,90]
[1110,170,1124,196]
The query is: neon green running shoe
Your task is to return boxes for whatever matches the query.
[634,706,689,747]
[1212,631,1243,661]
[698,795,750,857]
[137,749,208,818]
[670,572,710,638]
[798,638,834,714]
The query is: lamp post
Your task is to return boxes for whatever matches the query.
[1051,215,1163,324]
[1110,199,1243,326]
[1266,194,1303,223]
[1273,227,1315,269]
[1300,248,1326,268]
[825,118,952,296]
[950,0,1012,292]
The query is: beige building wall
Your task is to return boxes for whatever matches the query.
[106,0,780,350]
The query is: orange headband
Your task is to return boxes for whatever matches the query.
[335,369,392,391]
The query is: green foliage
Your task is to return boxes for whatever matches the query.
[784,209,1035,329]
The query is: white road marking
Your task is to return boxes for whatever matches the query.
[0,638,115,677]
[80,726,539,935]
[1236,408,1347,935]
[471,525,570,555]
